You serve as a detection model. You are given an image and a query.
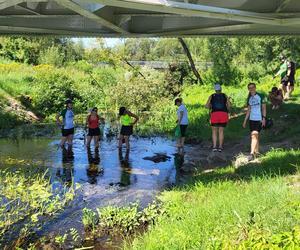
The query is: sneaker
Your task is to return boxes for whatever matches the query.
[218,147,223,152]
[212,148,218,152]
[247,154,255,162]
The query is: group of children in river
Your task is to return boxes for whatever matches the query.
[56,53,296,162]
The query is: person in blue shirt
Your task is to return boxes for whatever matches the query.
[242,83,267,161]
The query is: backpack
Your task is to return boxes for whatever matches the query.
[211,93,228,112]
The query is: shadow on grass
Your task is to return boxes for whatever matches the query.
[182,149,300,187]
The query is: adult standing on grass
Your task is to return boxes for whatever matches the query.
[205,83,230,152]
[86,107,103,148]
[56,99,75,148]
[273,54,296,100]
[175,98,188,152]
[118,107,139,150]
[242,83,267,161]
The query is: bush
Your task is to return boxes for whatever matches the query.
[38,46,64,67]
[32,70,85,115]
[108,68,167,112]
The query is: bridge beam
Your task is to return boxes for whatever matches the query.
[55,0,129,34]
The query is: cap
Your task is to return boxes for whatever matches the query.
[65,98,72,104]
[214,83,222,91]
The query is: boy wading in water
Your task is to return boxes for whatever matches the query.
[243,83,267,161]
[118,107,139,150]
[206,83,230,152]
[56,99,75,148]
[175,98,188,152]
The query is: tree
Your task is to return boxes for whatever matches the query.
[178,38,203,84]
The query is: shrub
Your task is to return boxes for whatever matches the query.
[32,70,85,115]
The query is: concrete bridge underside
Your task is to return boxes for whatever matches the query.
[0,0,300,37]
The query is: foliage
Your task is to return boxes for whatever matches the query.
[127,149,300,250]
[38,46,64,67]
[81,201,164,238]
[108,67,167,112]
[0,169,75,248]
[32,69,85,115]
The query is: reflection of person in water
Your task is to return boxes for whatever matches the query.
[118,149,132,187]
[86,147,102,184]
[56,146,74,186]
[174,153,185,185]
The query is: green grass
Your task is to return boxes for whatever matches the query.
[126,149,300,249]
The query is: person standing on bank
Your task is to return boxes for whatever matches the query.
[242,83,267,161]
[206,83,230,152]
[274,54,296,100]
[56,99,75,148]
[86,107,103,148]
[118,107,139,149]
[175,98,188,151]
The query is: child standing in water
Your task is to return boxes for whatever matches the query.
[175,98,188,152]
[118,107,139,149]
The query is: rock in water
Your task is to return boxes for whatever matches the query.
[207,152,228,165]
[143,153,171,163]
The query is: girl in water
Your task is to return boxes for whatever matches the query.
[118,107,139,149]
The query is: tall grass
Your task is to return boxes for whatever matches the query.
[126,149,300,249]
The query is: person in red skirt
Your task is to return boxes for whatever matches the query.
[206,83,231,152]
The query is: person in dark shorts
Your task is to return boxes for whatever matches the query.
[206,83,230,152]
[269,87,283,110]
[86,107,104,148]
[56,99,75,148]
[118,107,139,149]
[274,54,296,100]
[175,98,188,152]
[243,83,267,161]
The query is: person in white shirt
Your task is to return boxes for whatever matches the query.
[175,98,188,152]
[56,99,75,148]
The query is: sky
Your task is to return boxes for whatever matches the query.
[73,38,122,48]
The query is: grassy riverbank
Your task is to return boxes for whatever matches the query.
[126,149,300,249]
[0,57,299,141]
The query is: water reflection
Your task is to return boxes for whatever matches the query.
[56,146,74,186]
[118,149,133,187]
[86,147,103,184]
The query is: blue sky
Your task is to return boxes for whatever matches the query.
[73,38,122,48]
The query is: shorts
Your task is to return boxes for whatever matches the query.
[88,127,100,136]
[120,125,133,136]
[62,128,74,137]
[281,76,295,86]
[249,120,262,133]
[180,125,188,137]
[210,111,229,127]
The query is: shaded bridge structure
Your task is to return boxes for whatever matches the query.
[0,0,300,37]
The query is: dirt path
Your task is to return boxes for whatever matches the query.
[182,137,300,173]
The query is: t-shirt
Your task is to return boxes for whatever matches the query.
[177,104,188,125]
[61,109,74,129]
[279,61,288,79]
[248,93,266,121]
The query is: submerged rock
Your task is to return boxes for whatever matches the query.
[143,153,171,163]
